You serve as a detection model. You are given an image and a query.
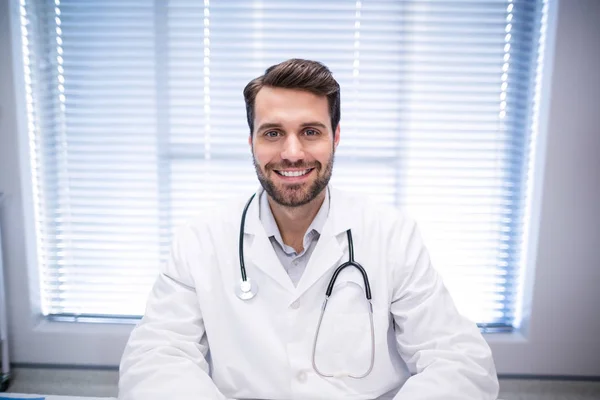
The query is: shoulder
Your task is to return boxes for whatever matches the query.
[172,194,251,243]
[188,196,248,226]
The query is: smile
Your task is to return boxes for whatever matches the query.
[274,168,314,177]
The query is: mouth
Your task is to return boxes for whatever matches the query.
[273,168,315,180]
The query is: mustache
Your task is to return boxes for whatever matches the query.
[266,161,321,171]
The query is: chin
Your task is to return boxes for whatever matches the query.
[267,187,307,206]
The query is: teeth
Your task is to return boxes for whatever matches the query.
[279,169,310,177]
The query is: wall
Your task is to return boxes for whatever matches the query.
[487,0,600,375]
[1,0,599,375]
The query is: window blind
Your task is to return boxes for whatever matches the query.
[18,0,548,329]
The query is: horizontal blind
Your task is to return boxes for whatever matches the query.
[18,0,547,328]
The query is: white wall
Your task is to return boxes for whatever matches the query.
[1,0,599,375]
[487,0,600,376]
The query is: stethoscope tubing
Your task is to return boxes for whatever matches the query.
[237,192,375,378]
[238,193,256,282]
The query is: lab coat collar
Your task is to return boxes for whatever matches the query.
[243,187,295,292]
[243,186,350,237]
[260,186,330,255]
[243,186,352,299]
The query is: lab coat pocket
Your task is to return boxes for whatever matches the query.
[313,280,374,377]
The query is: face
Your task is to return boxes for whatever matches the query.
[249,86,340,208]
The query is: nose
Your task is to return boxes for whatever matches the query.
[280,135,305,163]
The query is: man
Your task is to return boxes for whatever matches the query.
[119,59,499,399]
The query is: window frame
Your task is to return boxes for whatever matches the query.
[4,0,584,375]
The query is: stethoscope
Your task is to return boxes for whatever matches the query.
[235,193,375,379]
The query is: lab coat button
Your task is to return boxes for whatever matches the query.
[296,371,307,383]
[290,300,300,309]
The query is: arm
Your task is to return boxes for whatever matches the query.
[391,220,499,399]
[119,226,231,400]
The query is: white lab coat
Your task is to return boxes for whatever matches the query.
[119,187,499,400]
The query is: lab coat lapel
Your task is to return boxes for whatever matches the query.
[243,188,296,293]
[293,188,351,301]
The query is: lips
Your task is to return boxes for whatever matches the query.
[274,168,314,177]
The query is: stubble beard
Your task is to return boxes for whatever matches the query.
[252,152,335,208]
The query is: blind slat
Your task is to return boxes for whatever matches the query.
[20,0,547,328]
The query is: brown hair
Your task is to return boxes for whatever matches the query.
[243,58,341,134]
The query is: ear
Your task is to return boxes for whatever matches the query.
[248,133,252,147]
[333,123,341,149]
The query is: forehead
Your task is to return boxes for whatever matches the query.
[254,86,330,126]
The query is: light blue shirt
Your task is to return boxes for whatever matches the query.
[259,188,330,287]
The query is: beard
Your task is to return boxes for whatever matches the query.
[252,152,335,208]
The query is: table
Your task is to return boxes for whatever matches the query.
[0,394,115,400]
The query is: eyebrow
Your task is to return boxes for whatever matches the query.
[256,121,329,132]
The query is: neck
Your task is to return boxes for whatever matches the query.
[267,189,327,253]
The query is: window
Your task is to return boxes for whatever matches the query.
[18,0,548,331]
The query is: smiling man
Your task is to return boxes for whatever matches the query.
[119,59,499,399]
[250,86,336,207]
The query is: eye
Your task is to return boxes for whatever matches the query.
[304,129,320,136]
[264,130,280,138]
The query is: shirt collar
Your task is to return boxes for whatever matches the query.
[259,187,330,248]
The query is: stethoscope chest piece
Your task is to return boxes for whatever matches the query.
[236,278,258,300]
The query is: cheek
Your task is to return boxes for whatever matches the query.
[312,145,334,163]
[253,145,278,166]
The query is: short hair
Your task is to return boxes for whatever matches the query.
[243,58,341,134]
